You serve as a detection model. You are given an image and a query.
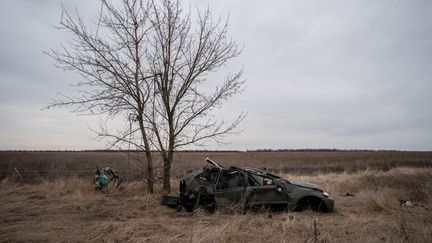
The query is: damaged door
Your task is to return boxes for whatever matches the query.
[213,169,246,207]
[247,175,290,206]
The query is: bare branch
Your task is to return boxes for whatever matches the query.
[47,0,245,193]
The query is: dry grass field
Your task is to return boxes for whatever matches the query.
[1,151,432,242]
[1,151,431,179]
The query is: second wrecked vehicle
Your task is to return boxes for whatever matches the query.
[94,166,121,190]
[163,158,334,212]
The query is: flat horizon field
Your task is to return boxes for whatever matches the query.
[0,151,431,242]
[1,150,431,179]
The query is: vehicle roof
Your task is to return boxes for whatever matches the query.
[242,167,281,178]
[204,159,283,180]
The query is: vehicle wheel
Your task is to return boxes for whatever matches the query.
[198,195,216,213]
[176,204,186,212]
[203,200,216,213]
[295,197,327,212]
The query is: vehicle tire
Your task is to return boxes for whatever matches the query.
[295,197,327,212]
[197,195,216,213]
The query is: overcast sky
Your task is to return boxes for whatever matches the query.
[0,0,431,151]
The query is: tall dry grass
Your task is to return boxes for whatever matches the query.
[1,167,431,242]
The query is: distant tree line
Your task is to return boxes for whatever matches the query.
[0,149,417,153]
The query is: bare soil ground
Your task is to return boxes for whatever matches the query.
[1,167,431,242]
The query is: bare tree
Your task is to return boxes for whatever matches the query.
[144,0,245,192]
[46,0,245,193]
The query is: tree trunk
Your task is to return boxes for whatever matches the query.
[163,150,173,193]
[138,115,154,193]
[163,111,175,193]
[145,151,154,193]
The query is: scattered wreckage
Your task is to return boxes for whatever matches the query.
[162,158,334,212]
[94,166,121,190]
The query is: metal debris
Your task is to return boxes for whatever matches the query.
[399,199,415,207]
[94,166,121,190]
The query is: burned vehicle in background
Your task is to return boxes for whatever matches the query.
[163,158,334,212]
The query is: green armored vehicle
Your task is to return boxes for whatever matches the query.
[163,158,334,212]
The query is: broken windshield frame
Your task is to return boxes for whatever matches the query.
[204,159,289,188]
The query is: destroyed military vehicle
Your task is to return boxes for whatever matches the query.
[162,158,334,212]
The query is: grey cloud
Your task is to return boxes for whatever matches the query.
[0,0,431,150]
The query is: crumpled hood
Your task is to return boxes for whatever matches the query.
[290,181,323,192]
